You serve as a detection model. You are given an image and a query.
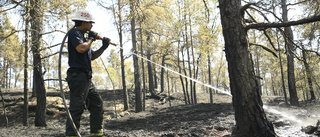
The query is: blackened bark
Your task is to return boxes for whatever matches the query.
[160,55,165,93]
[30,0,46,127]
[281,0,299,106]
[302,48,315,100]
[277,34,288,105]
[23,0,30,126]
[218,0,276,136]
[147,49,157,98]
[208,53,213,104]
[118,1,129,111]
[130,0,142,112]
[177,43,188,104]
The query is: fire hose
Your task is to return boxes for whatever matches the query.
[58,27,116,137]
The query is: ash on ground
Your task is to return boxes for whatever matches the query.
[1,89,320,137]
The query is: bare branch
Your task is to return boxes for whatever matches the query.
[242,2,282,25]
[241,3,255,15]
[202,0,210,23]
[41,30,66,36]
[245,15,320,30]
[41,51,67,59]
[287,0,308,6]
[0,0,23,13]
[263,30,279,51]
[0,29,22,42]
[40,43,61,51]
[306,50,320,57]
[249,43,278,58]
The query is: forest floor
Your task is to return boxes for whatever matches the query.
[1,88,320,137]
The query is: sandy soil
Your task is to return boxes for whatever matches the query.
[0,89,320,137]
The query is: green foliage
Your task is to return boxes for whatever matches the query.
[0,11,22,86]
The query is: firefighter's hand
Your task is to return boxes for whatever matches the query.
[88,31,98,41]
[102,37,110,49]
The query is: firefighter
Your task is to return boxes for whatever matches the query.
[65,10,110,137]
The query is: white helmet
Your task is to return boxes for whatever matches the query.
[72,10,95,23]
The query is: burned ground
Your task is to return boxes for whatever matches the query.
[0,89,319,137]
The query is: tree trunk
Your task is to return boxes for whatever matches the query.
[281,0,299,106]
[160,54,168,94]
[218,0,276,136]
[153,65,157,90]
[166,65,171,107]
[147,49,157,98]
[208,53,213,104]
[216,53,224,94]
[117,0,129,111]
[140,23,146,111]
[130,0,142,112]
[183,0,193,104]
[277,33,288,105]
[253,32,262,95]
[302,46,315,100]
[181,45,190,104]
[188,9,197,104]
[3,59,7,89]
[193,54,201,104]
[178,43,188,104]
[31,0,47,127]
[271,74,276,96]
[23,0,30,126]
[185,23,193,104]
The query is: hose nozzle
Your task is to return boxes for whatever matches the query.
[96,35,117,46]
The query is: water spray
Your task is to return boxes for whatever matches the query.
[111,40,311,128]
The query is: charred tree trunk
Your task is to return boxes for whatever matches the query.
[117,0,129,111]
[147,49,158,98]
[193,54,201,104]
[30,0,46,127]
[271,74,276,96]
[140,23,146,111]
[183,0,193,104]
[23,0,30,126]
[182,46,190,104]
[253,32,262,95]
[188,10,197,104]
[185,27,193,104]
[166,65,171,107]
[130,0,142,112]
[160,55,165,93]
[277,33,288,105]
[216,53,224,94]
[302,46,315,100]
[218,0,276,136]
[178,43,188,104]
[281,0,299,106]
[208,52,213,104]
[153,66,157,90]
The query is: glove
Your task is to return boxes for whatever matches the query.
[102,37,110,49]
[88,31,98,41]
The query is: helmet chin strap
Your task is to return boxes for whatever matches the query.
[58,26,81,137]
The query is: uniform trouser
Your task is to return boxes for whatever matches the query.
[65,71,104,136]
